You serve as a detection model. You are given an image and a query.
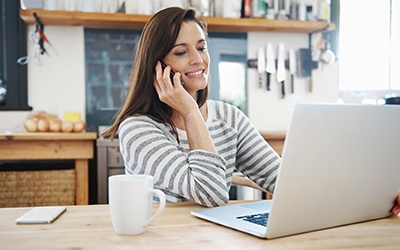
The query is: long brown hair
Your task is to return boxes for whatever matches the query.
[102,7,209,139]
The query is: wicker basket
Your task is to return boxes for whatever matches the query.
[0,169,75,207]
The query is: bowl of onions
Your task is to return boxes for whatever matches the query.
[24,111,86,133]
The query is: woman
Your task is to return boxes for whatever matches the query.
[103,7,400,212]
[102,7,281,207]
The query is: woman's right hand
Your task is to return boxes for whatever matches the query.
[154,61,198,118]
[154,61,217,153]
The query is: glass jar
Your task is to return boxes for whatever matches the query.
[318,0,331,22]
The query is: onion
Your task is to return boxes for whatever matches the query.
[37,119,49,132]
[48,119,62,132]
[24,118,38,132]
[73,121,86,133]
[61,121,74,132]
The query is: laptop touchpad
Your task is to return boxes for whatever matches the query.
[240,200,272,212]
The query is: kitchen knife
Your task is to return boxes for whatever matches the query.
[276,43,286,99]
[298,48,312,93]
[257,46,265,88]
[289,48,296,93]
[265,42,276,91]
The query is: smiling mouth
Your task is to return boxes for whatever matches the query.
[185,69,204,77]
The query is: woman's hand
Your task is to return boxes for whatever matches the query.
[154,61,217,153]
[154,61,198,117]
[392,194,400,216]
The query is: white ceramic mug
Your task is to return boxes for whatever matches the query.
[108,174,166,235]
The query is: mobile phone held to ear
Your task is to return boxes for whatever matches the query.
[160,61,185,87]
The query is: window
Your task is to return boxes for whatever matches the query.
[84,28,141,131]
[338,0,400,103]
[208,32,248,114]
[84,29,248,130]
[218,59,246,111]
[0,0,31,111]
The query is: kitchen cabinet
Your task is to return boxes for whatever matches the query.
[20,9,334,33]
[0,132,97,205]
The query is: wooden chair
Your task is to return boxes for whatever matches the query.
[232,175,273,199]
[231,131,285,199]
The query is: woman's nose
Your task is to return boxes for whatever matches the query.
[189,49,203,65]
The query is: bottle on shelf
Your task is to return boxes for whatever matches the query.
[252,0,266,18]
[298,0,306,21]
[306,5,315,21]
[241,0,251,18]
[289,0,298,20]
[318,0,331,22]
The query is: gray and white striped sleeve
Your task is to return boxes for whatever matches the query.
[118,116,229,207]
[232,106,281,194]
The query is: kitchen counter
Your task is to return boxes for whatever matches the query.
[0,132,97,205]
[0,132,97,141]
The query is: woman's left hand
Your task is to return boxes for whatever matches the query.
[392,194,400,216]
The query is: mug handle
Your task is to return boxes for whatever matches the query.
[144,189,166,227]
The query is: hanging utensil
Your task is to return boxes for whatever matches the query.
[318,32,336,67]
[265,42,276,91]
[277,43,286,99]
[319,39,335,65]
[289,48,296,93]
[257,46,266,88]
[298,48,312,93]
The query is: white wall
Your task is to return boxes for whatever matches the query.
[28,26,86,118]
[0,26,85,132]
[247,32,339,132]
[0,25,339,132]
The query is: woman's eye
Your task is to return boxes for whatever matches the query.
[198,46,207,52]
[174,51,186,56]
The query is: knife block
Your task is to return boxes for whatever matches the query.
[248,52,318,74]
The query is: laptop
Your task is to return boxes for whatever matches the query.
[191,103,400,239]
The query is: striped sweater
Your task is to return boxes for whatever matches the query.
[118,100,281,207]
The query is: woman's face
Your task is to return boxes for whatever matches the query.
[163,21,210,95]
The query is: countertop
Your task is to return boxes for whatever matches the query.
[0,132,98,141]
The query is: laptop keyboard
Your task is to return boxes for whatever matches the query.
[236,213,269,227]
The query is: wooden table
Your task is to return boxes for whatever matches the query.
[0,132,97,205]
[0,201,399,249]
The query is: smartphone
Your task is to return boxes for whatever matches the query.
[15,206,67,224]
[160,61,184,87]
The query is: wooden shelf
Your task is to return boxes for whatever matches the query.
[20,9,334,33]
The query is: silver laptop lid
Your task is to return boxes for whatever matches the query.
[266,103,400,238]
